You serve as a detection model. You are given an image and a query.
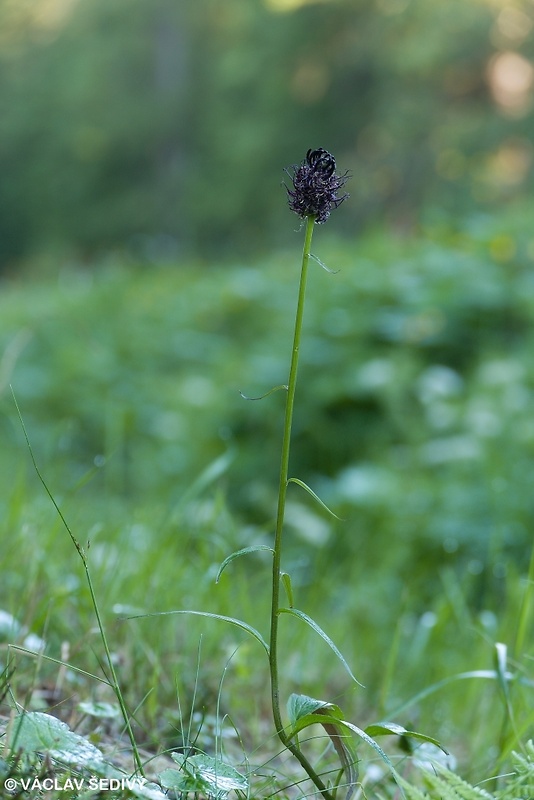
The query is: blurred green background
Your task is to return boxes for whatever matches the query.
[1,0,534,777]
[1,0,534,266]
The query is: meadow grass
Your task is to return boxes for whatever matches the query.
[0,220,533,796]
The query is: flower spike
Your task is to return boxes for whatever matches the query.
[285,147,349,224]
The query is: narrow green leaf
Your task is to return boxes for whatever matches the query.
[338,718,403,795]
[239,384,288,401]
[8,645,110,685]
[129,609,269,656]
[281,572,294,608]
[315,712,358,800]
[388,670,520,719]
[287,477,342,519]
[365,722,446,752]
[216,545,273,583]
[310,252,339,274]
[279,607,363,686]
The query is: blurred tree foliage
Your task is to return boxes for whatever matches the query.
[0,0,533,268]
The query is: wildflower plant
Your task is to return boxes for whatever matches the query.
[5,148,445,800]
[212,148,442,798]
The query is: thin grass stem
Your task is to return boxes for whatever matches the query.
[11,388,145,777]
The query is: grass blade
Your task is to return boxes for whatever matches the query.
[128,610,270,656]
[216,545,273,583]
[287,477,342,520]
[365,721,446,752]
[11,388,144,776]
[387,669,522,719]
[279,607,363,686]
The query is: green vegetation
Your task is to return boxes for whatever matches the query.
[1,215,533,796]
[0,0,533,266]
[1,0,533,794]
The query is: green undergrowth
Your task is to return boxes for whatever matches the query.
[0,219,533,796]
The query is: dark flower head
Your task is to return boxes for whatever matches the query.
[285,147,349,224]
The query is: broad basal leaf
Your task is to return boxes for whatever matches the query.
[10,712,105,769]
[287,697,407,800]
[287,694,357,800]
[287,693,344,726]
[160,753,248,799]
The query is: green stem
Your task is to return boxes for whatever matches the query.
[268,216,333,800]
